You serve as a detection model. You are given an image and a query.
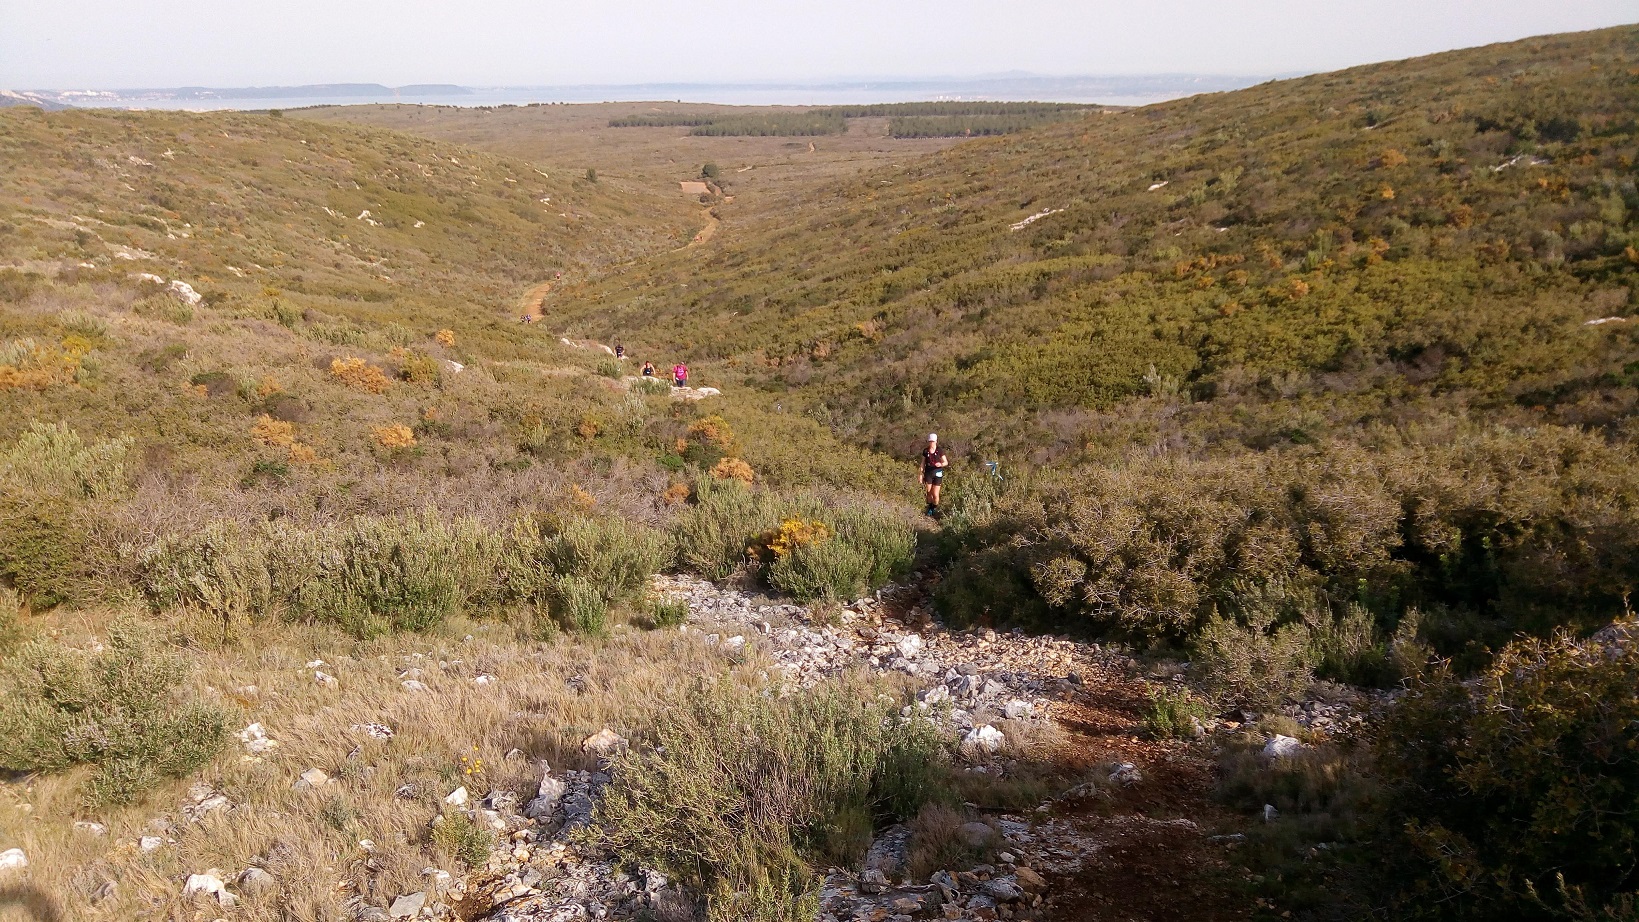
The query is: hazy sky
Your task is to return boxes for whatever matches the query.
[4,0,1636,88]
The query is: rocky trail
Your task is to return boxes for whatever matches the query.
[421,575,1361,922]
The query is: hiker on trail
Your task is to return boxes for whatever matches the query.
[642,361,655,377]
[920,433,949,517]
[615,344,625,359]
[673,362,688,388]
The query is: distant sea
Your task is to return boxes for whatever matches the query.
[16,75,1274,111]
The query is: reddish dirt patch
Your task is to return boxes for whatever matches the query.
[1038,676,1254,922]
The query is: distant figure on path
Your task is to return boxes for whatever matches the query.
[642,361,656,377]
[920,433,949,517]
[673,363,688,387]
[615,344,625,359]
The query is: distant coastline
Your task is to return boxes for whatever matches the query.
[2,74,1274,111]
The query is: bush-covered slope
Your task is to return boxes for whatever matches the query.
[549,26,1639,458]
[0,108,906,608]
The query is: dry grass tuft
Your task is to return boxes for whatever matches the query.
[0,606,762,920]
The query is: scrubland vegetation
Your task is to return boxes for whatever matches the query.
[608,102,1094,138]
[2,24,1639,922]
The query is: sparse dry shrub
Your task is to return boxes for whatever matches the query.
[594,679,951,922]
[905,803,989,881]
[0,586,25,656]
[0,617,228,805]
[0,337,87,392]
[1380,148,1408,168]
[373,424,417,449]
[1193,579,1321,707]
[287,442,321,465]
[576,414,602,439]
[434,328,456,347]
[759,519,832,561]
[711,457,756,483]
[688,414,737,449]
[251,414,295,447]
[328,356,391,394]
[431,810,495,869]
[662,482,691,505]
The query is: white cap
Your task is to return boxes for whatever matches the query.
[927,433,938,441]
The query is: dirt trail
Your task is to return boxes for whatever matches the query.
[686,209,720,247]
[1038,687,1254,922]
[517,280,553,321]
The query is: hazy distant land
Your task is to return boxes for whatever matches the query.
[1,73,1272,111]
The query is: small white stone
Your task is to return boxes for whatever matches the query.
[402,679,429,692]
[444,786,469,807]
[182,871,236,906]
[1262,734,1308,760]
[0,849,26,872]
[139,836,164,851]
[389,890,426,918]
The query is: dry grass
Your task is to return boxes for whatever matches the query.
[0,605,761,921]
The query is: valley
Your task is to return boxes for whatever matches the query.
[1,23,1637,922]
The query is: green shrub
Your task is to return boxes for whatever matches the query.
[0,494,100,608]
[670,478,784,580]
[767,537,873,603]
[1307,602,1400,686]
[550,575,608,635]
[0,586,25,656]
[1373,628,1639,920]
[596,358,623,378]
[0,421,129,500]
[272,514,487,636]
[1194,581,1318,707]
[142,512,666,638]
[431,811,495,868]
[539,517,670,606]
[399,351,442,384]
[650,598,689,629]
[0,423,129,606]
[594,679,951,922]
[140,521,276,636]
[828,505,916,589]
[0,618,228,804]
[1143,685,1207,740]
[631,376,672,396]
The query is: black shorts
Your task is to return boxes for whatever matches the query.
[922,470,944,486]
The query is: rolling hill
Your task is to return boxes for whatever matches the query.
[537,26,1639,461]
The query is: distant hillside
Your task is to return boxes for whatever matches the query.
[546,26,1639,459]
[0,107,694,313]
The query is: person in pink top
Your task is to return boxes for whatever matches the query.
[672,363,688,387]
